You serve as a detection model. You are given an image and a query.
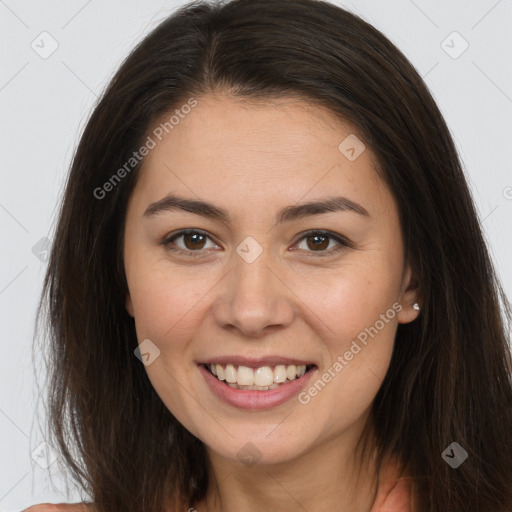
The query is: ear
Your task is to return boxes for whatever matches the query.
[126,292,134,317]
[397,264,421,324]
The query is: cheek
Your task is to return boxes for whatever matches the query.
[126,255,213,343]
[324,290,398,384]
[301,257,401,405]
[125,259,210,431]
[294,292,398,442]
[310,259,401,348]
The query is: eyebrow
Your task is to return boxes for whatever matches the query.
[143,193,370,224]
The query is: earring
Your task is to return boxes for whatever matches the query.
[412,302,420,311]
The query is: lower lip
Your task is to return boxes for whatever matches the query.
[198,364,317,410]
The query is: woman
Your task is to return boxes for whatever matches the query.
[25,0,512,511]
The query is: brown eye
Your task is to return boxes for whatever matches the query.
[181,232,207,250]
[294,230,352,256]
[305,234,329,251]
[162,229,352,258]
[163,230,218,254]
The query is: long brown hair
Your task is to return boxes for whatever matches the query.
[35,0,512,510]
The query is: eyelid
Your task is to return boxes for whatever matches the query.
[161,228,220,256]
[293,229,354,255]
[161,228,354,256]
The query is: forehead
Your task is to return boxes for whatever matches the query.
[146,93,363,160]
[129,93,390,219]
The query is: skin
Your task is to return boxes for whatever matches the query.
[26,93,420,512]
[22,505,94,512]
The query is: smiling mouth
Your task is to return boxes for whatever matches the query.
[201,363,316,391]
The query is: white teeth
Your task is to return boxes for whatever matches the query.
[286,365,297,380]
[254,366,274,387]
[225,364,237,383]
[208,363,310,388]
[274,365,288,383]
[237,365,254,386]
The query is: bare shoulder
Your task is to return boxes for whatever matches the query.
[22,503,96,512]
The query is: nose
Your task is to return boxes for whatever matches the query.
[211,246,295,338]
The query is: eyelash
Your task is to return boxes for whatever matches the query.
[160,229,353,258]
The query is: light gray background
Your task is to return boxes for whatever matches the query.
[1,1,511,510]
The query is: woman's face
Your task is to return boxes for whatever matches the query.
[123,93,419,466]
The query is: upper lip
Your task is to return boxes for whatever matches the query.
[198,356,316,368]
